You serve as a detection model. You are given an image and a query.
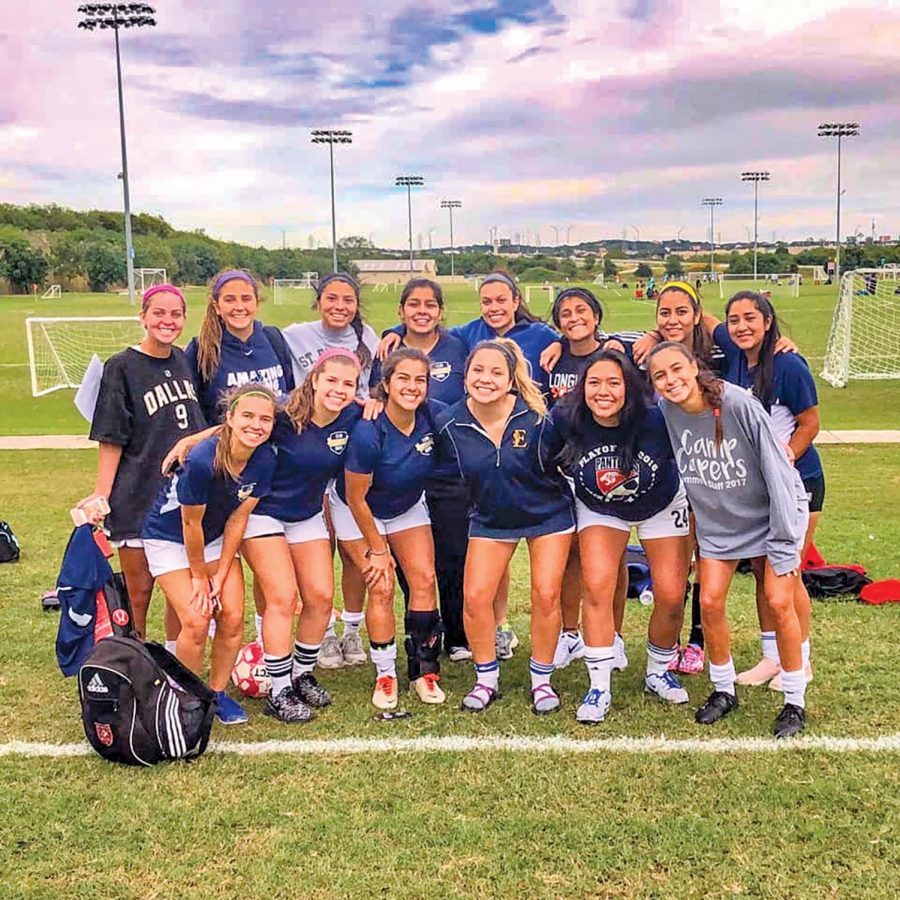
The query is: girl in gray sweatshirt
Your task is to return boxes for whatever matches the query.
[648,341,809,740]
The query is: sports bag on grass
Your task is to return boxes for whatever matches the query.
[802,566,871,600]
[79,637,216,767]
[0,521,20,563]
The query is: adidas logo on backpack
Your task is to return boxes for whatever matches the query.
[87,673,109,694]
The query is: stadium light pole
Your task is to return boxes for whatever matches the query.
[395,176,424,269]
[440,199,462,277]
[818,122,859,284]
[701,198,723,276]
[741,171,769,280]
[77,3,156,306]
[311,129,353,273]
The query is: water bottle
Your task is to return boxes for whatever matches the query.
[639,588,654,607]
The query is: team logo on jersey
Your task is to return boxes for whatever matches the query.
[430,360,452,382]
[237,482,257,502]
[415,433,435,455]
[327,430,349,455]
[511,429,528,449]
[595,467,640,499]
[94,722,114,747]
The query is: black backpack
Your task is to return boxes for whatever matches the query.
[802,566,872,600]
[0,521,20,563]
[78,637,216,766]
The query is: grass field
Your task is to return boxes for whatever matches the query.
[2,282,900,897]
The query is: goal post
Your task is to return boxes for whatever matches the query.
[26,316,144,397]
[273,274,318,304]
[718,273,800,300]
[41,285,62,299]
[524,284,556,309]
[822,269,900,388]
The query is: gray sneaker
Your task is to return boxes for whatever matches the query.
[495,626,516,661]
[341,631,367,666]
[317,635,344,669]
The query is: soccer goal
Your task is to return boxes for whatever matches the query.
[273,274,318,304]
[524,284,556,309]
[821,269,900,388]
[41,285,62,299]
[136,268,167,291]
[718,273,800,300]
[26,316,144,397]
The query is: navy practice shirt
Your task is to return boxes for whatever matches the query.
[554,405,682,521]
[256,405,363,522]
[185,321,289,424]
[143,434,276,544]
[546,336,610,405]
[336,400,445,519]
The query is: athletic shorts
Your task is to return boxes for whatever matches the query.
[111,538,144,550]
[243,510,329,545]
[575,486,690,540]
[487,525,576,544]
[328,488,431,542]
[468,507,576,542]
[143,537,225,579]
[802,473,826,514]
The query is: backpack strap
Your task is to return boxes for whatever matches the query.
[262,325,295,393]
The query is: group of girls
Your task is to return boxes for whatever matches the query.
[78,267,822,737]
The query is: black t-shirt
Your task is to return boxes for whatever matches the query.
[90,347,206,540]
[547,336,608,405]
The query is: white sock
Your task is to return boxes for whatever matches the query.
[254,613,264,644]
[265,652,293,697]
[207,618,217,638]
[529,657,555,691]
[781,668,807,709]
[164,640,177,655]
[292,641,319,678]
[473,659,500,691]
[341,609,364,634]
[614,632,625,652]
[584,645,614,692]
[370,641,397,678]
[646,640,677,676]
[800,639,810,669]
[324,616,337,640]
[709,658,736,696]
[761,631,780,664]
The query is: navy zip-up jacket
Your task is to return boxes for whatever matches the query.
[435,395,574,539]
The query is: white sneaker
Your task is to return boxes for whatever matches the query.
[317,635,344,669]
[553,630,585,669]
[576,688,611,724]
[612,633,628,672]
[645,671,689,704]
[340,631,367,666]
[448,646,473,662]
[411,673,446,704]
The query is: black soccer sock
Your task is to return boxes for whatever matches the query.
[688,582,704,648]
[405,609,443,680]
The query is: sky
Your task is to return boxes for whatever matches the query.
[2,0,899,250]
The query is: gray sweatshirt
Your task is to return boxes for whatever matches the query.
[282,320,379,399]
[659,383,808,575]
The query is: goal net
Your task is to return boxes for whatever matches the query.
[41,284,62,299]
[718,273,800,300]
[524,284,556,309]
[26,316,144,397]
[822,269,900,388]
[274,274,318,304]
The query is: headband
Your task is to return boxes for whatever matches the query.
[141,283,186,311]
[554,287,600,309]
[229,389,275,410]
[658,280,700,305]
[316,272,360,299]
[213,270,257,298]
[315,347,362,373]
[480,272,518,294]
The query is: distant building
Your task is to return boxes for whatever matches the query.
[352,258,438,285]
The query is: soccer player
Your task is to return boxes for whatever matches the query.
[648,342,809,738]
[546,288,608,403]
[555,350,692,724]
[142,385,278,726]
[77,284,205,639]
[436,340,575,714]
[240,350,363,723]
[330,349,446,709]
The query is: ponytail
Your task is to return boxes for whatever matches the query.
[215,383,277,480]
[199,269,260,383]
[467,338,547,420]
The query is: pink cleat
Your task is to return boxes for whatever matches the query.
[668,645,682,672]
[736,657,781,687]
[676,643,705,675]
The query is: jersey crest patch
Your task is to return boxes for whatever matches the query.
[511,429,527,449]
[415,433,435,455]
[327,430,349,455]
[237,482,258,502]
[595,467,640,499]
[430,360,452,382]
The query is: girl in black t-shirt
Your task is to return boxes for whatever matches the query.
[77,285,205,638]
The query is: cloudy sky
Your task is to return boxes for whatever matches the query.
[3,0,899,249]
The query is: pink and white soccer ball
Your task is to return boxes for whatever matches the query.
[231,640,271,698]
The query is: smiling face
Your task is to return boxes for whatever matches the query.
[214,279,258,337]
[584,359,625,425]
[400,287,443,337]
[649,346,700,407]
[656,290,700,346]
[479,283,519,335]
[227,394,275,450]
[726,298,770,353]
[465,347,513,404]
[312,359,359,414]
[140,291,185,346]
[557,296,599,343]
[319,280,359,330]
[385,358,429,412]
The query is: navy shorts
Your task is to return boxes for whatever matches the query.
[802,473,826,514]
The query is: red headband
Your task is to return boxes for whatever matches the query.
[142,283,186,311]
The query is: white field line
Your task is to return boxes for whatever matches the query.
[4,733,900,760]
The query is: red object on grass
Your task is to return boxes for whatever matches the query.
[860,580,900,605]
[802,542,826,570]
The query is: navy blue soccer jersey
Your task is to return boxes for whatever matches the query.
[546,336,610,405]
[143,434,276,544]
[370,330,468,406]
[256,405,363,522]
[554,405,681,521]
[336,400,445,519]
[714,324,822,479]
[185,321,290,424]
[612,331,727,376]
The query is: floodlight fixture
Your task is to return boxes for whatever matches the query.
[701,198,723,275]
[395,176,425,267]
[741,171,770,280]
[440,200,462,276]
[818,122,860,282]
[311,129,354,272]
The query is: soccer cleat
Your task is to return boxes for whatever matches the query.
[293,672,332,708]
[214,691,248,726]
[694,690,738,725]
[612,633,629,672]
[448,645,473,662]
[340,631,367,666]
[676,642,705,675]
[645,671,690,704]
[553,630,585,669]
[317,635,344,669]
[460,682,501,712]
[736,657,781,687]
[768,664,814,692]
[576,688,611,725]
[531,683,561,715]
[264,686,315,724]
[371,675,398,710]
[411,673,446,704]
[773,703,806,739]
[495,625,517,661]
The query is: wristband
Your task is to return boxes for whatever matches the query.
[365,547,389,559]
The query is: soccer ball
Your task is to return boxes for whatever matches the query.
[231,641,271,698]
